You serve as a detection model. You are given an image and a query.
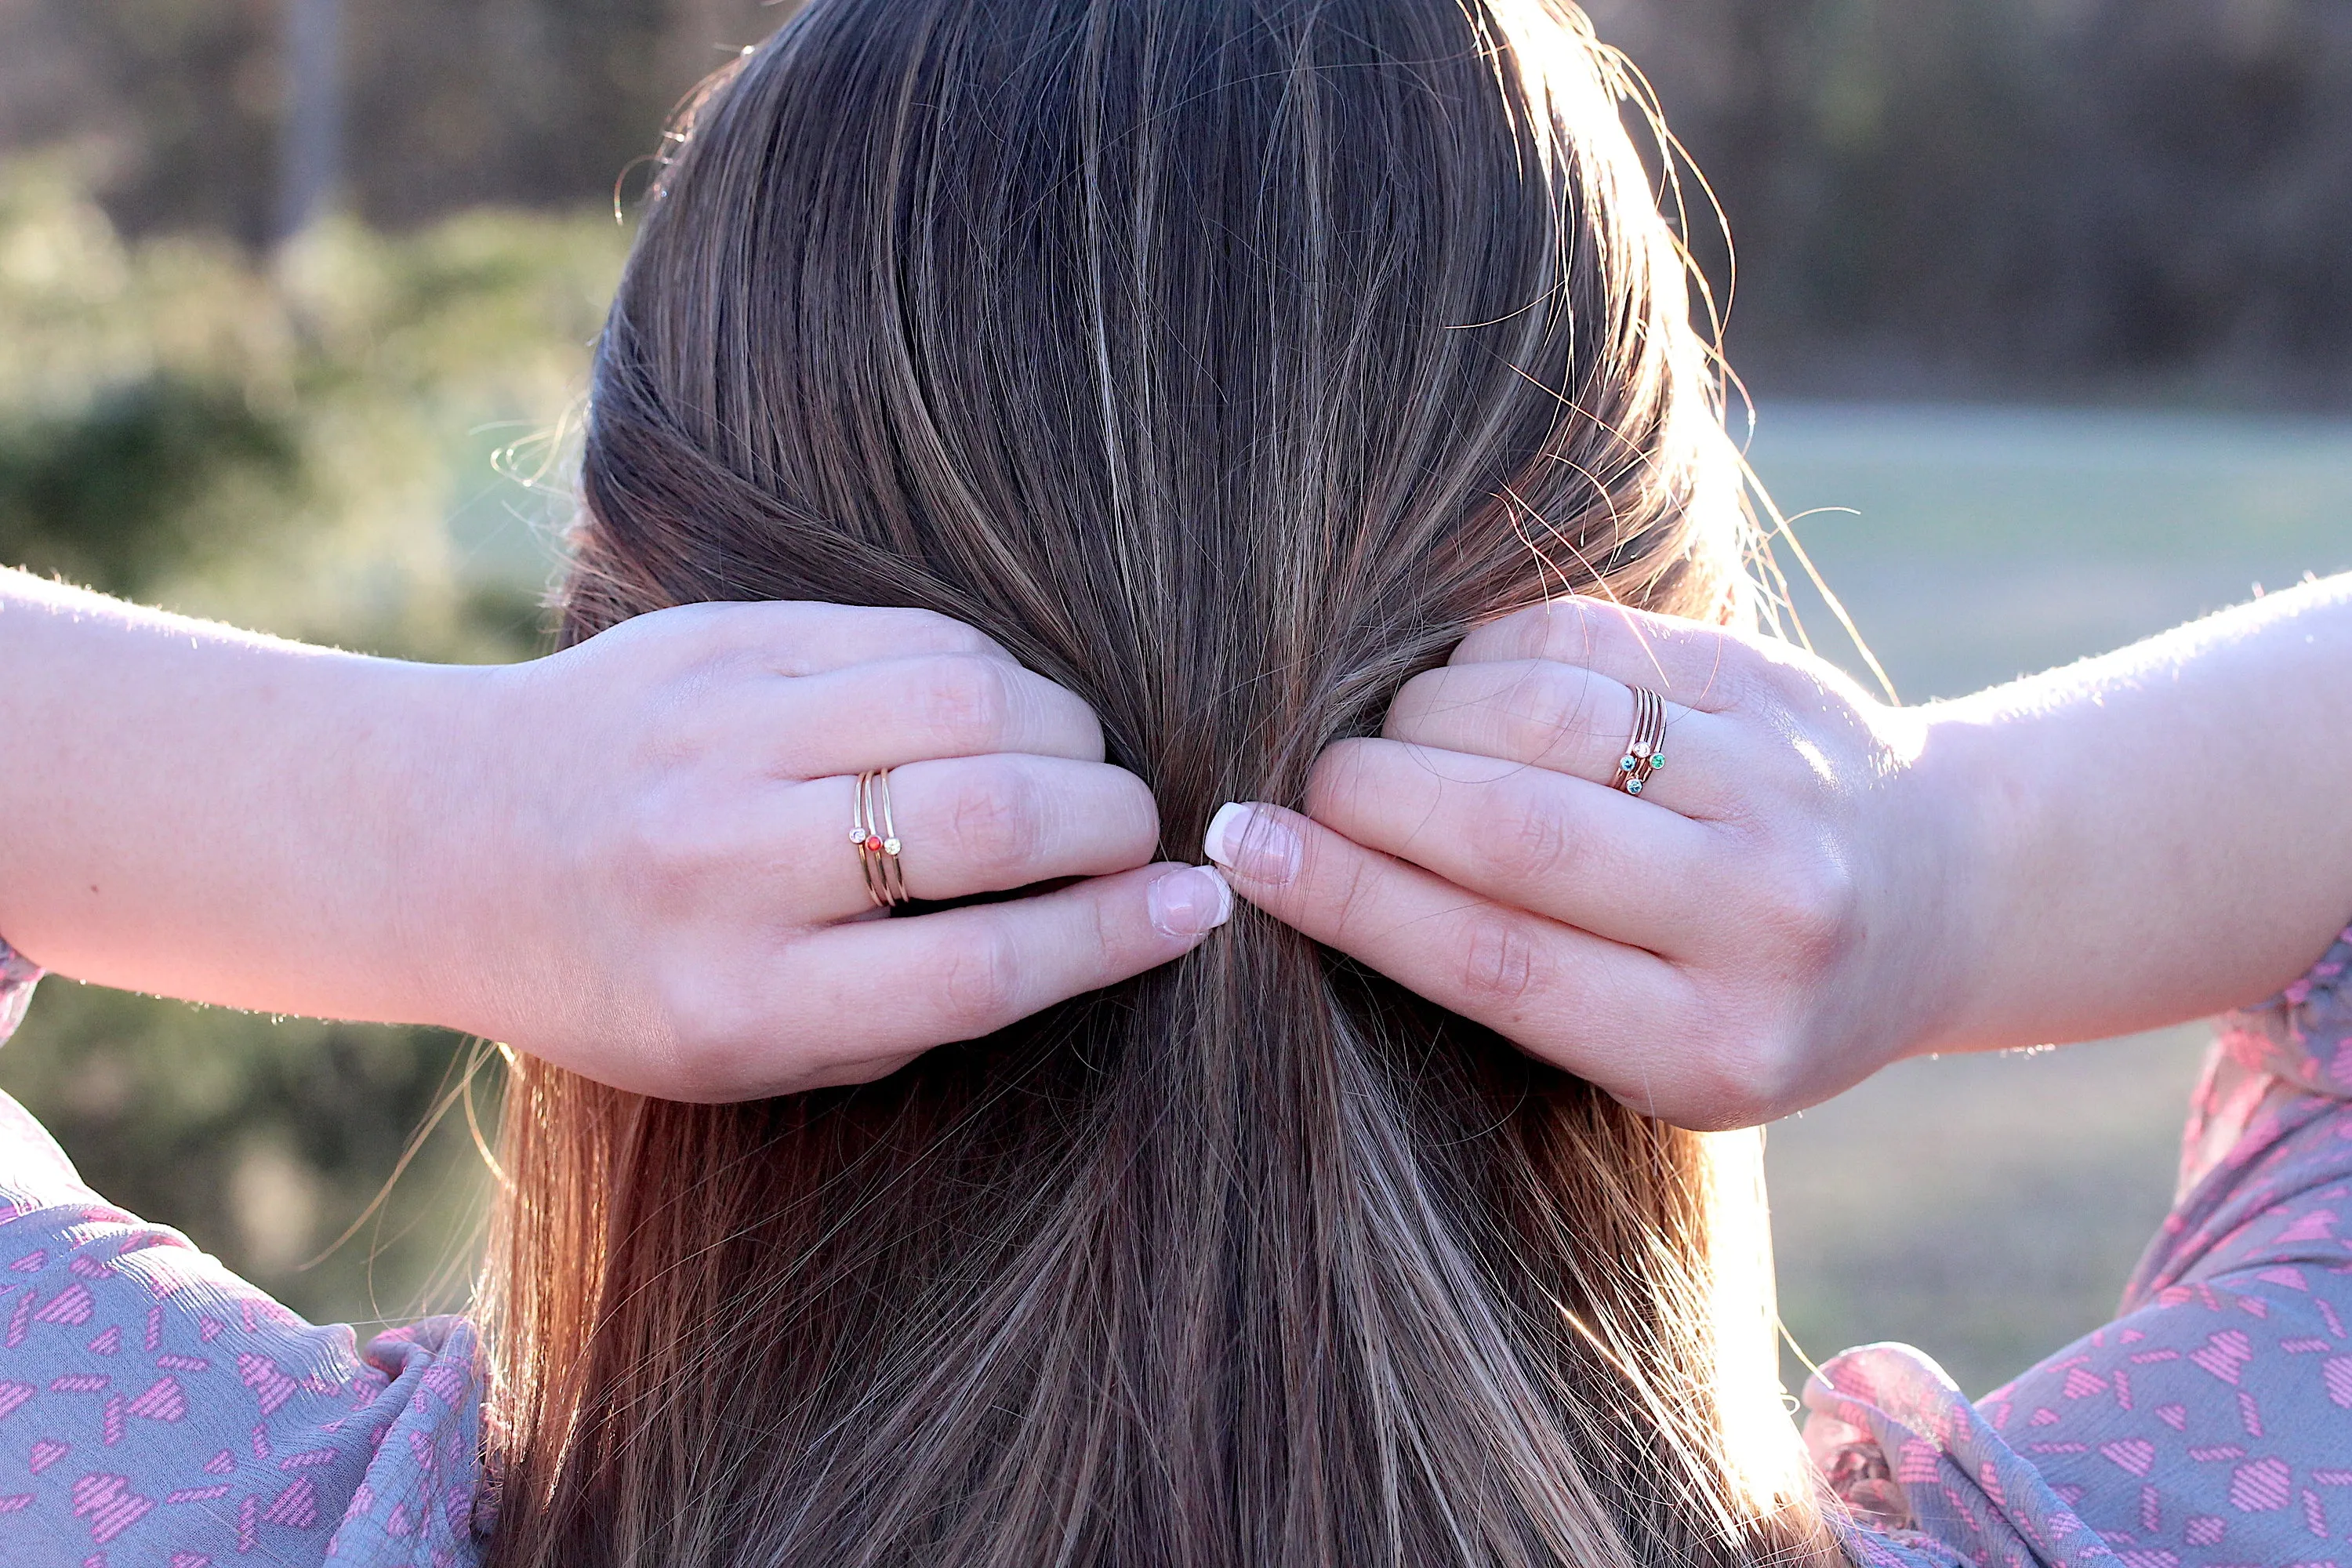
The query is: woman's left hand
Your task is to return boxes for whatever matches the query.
[1202,597,1964,1131]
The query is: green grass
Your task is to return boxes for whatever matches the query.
[1749,401,2352,1396]
[1751,401,2352,701]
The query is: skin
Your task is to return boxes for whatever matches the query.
[0,568,1231,1101]
[1211,572,2352,1131]
[6,564,2345,1129]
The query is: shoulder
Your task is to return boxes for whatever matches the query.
[0,1106,488,1567]
[320,1316,493,1566]
[1965,1101,2352,1566]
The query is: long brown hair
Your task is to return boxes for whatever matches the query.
[485,1,1843,1563]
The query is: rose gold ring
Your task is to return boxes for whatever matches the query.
[1613,688,1668,797]
[849,769,910,908]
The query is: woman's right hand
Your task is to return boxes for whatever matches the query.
[426,601,1232,1101]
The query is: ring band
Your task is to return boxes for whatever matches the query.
[850,769,910,908]
[1615,688,1668,797]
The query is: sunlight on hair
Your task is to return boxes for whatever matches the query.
[488,2,1864,1562]
[1704,1128,1819,1523]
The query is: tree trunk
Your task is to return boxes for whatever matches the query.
[276,0,343,242]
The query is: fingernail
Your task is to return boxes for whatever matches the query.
[1202,801,1301,885]
[1149,864,1234,940]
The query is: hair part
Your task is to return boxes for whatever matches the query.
[483,2,1843,1563]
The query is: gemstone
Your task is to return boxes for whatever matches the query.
[849,826,867,844]
[1627,779,1644,794]
[865,834,886,852]
[1650,752,1668,768]
[882,838,901,855]
[1620,755,1637,771]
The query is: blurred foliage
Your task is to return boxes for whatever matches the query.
[0,155,624,658]
[1584,0,2352,400]
[0,0,785,245]
[0,155,627,1323]
[10,0,2352,398]
[0,375,299,597]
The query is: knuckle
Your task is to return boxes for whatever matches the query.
[1456,909,1547,1011]
[1499,786,1578,884]
[1304,740,1377,820]
[940,931,1022,1036]
[1719,640,1824,717]
[1319,844,1384,938]
[673,612,773,683]
[920,654,1016,750]
[1519,602,1595,666]
[1681,1019,1804,1130]
[1504,665,1606,763]
[655,984,764,1100]
[1684,648,1760,714]
[949,760,1044,873]
[618,787,724,889]
[893,607,996,657]
[1084,887,1131,972]
[1760,843,1860,975]
[1098,769,1161,852]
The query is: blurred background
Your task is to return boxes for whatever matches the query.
[0,0,2347,1392]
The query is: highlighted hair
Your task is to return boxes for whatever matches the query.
[485,2,1846,1564]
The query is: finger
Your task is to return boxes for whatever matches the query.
[767,862,1233,1090]
[693,600,1019,676]
[1383,659,1733,816]
[775,652,1107,773]
[1301,739,1720,954]
[1453,595,1753,713]
[791,756,1161,922]
[1200,801,1688,1094]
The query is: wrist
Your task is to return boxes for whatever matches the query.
[370,658,521,1038]
[1890,701,2035,1057]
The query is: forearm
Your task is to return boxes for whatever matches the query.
[1915,572,2352,1054]
[0,569,481,1025]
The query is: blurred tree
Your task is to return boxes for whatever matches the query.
[278,0,344,241]
[0,0,787,245]
[1588,0,2352,398]
[8,0,2349,395]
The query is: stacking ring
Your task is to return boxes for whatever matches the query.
[850,769,910,908]
[1614,688,1668,797]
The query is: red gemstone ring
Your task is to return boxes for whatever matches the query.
[850,768,911,908]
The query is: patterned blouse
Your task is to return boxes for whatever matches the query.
[0,927,2347,1567]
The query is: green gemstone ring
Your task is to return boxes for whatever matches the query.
[1614,686,1668,799]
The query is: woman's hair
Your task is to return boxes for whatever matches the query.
[485,1,1842,1563]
